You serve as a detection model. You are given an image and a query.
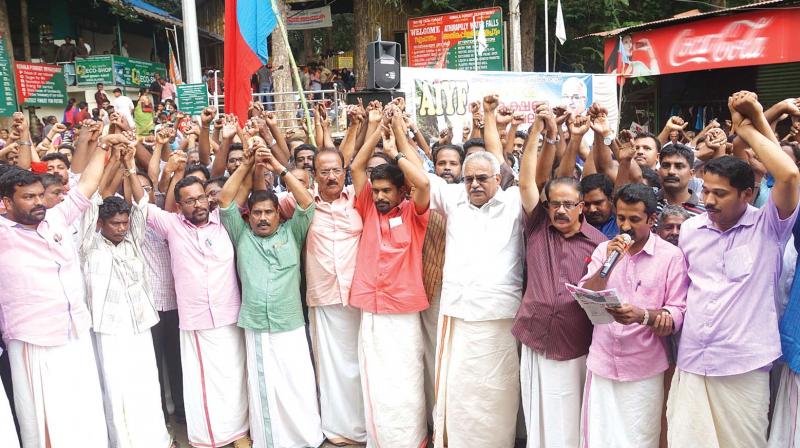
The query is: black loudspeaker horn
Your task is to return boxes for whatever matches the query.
[367,40,401,90]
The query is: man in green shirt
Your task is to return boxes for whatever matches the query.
[218,138,323,448]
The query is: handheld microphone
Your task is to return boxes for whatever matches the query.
[599,233,632,278]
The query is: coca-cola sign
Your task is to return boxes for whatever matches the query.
[604,9,800,76]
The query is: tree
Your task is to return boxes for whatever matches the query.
[520,0,536,71]
[271,0,294,126]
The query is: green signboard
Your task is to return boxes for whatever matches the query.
[0,33,18,116]
[75,55,114,85]
[75,56,166,88]
[14,62,67,107]
[176,83,209,115]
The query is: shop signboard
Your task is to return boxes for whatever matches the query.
[604,8,800,77]
[76,55,115,85]
[287,6,333,30]
[0,33,18,116]
[407,7,504,71]
[401,67,618,143]
[176,83,209,115]
[14,62,67,107]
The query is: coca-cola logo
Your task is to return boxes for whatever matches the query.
[668,18,772,67]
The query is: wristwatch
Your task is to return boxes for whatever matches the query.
[394,152,406,163]
[545,135,560,145]
[603,133,615,146]
[279,168,289,178]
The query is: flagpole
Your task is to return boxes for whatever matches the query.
[270,0,316,147]
[170,27,183,83]
[544,0,550,73]
[553,42,557,72]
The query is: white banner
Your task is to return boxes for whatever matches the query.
[287,6,333,30]
[400,67,618,144]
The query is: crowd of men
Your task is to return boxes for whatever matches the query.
[1,86,800,448]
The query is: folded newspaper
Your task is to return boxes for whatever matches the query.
[565,283,623,325]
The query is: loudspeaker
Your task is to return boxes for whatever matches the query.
[367,40,401,90]
[345,89,405,107]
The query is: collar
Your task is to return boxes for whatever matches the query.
[178,207,220,228]
[456,186,509,209]
[633,232,657,256]
[547,214,592,238]
[697,204,757,232]
[659,188,701,206]
[314,184,350,203]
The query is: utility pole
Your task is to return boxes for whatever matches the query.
[509,0,521,71]
[181,0,202,83]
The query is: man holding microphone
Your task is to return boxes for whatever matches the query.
[580,183,688,447]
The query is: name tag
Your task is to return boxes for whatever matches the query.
[389,216,403,229]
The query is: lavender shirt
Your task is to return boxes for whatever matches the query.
[677,195,798,376]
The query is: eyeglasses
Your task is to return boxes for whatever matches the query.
[545,200,580,210]
[318,168,344,177]
[181,195,209,206]
[464,175,492,184]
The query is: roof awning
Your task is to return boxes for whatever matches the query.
[575,0,788,39]
[102,0,222,42]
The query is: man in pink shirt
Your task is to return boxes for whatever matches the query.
[349,112,430,448]
[279,147,367,445]
[159,78,176,102]
[580,183,688,447]
[668,92,800,447]
[0,143,108,447]
[146,175,251,448]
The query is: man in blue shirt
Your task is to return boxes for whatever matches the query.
[581,173,618,239]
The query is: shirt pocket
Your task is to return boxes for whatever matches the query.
[273,241,299,270]
[723,244,754,281]
[389,222,411,248]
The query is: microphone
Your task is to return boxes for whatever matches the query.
[599,233,632,278]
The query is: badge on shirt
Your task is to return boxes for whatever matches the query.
[389,216,403,229]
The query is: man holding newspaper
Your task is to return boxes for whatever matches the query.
[578,183,689,447]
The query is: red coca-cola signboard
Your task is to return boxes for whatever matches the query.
[604,8,800,77]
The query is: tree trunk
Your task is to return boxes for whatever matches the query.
[302,29,314,64]
[520,0,536,72]
[0,0,16,129]
[270,0,295,128]
[20,0,30,61]
[353,0,387,90]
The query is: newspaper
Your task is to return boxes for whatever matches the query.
[565,283,623,325]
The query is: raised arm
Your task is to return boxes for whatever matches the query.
[219,138,255,209]
[536,109,559,191]
[520,106,546,214]
[556,115,590,178]
[121,142,145,204]
[264,111,291,167]
[198,107,215,166]
[589,110,617,182]
[658,116,688,146]
[266,145,313,209]
[351,118,383,197]
[381,125,429,214]
[11,113,32,170]
[731,91,800,218]
[482,95,504,165]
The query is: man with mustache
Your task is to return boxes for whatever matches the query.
[430,95,530,448]
[657,144,705,217]
[219,140,323,448]
[656,205,690,246]
[276,143,368,444]
[513,110,606,448]
[0,131,110,447]
[146,170,251,447]
[349,112,430,448]
[581,173,618,239]
[580,183,688,447]
[668,91,800,447]
[633,131,661,170]
[78,143,171,447]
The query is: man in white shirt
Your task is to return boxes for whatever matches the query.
[111,88,135,129]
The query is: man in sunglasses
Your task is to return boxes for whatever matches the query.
[512,108,607,447]
[146,175,251,448]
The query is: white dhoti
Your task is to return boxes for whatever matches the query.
[181,324,249,448]
[309,304,366,444]
[0,368,19,448]
[95,329,172,448]
[420,290,441,428]
[769,366,800,447]
[245,327,324,448]
[8,332,108,448]
[520,346,586,448]
[667,368,769,448]
[359,311,427,448]
[433,316,519,448]
[582,371,664,448]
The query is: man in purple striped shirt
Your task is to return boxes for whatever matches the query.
[513,107,607,448]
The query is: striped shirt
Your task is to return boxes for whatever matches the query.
[656,189,705,217]
[142,227,178,312]
[422,211,446,301]
[511,203,607,361]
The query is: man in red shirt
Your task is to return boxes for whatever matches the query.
[349,111,430,448]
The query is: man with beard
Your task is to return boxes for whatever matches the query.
[513,157,606,445]
[0,138,109,447]
[219,140,323,448]
[146,175,251,448]
[204,176,227,211]
[581,173,618,239]
[668,91,800,448]
[430,96,533,448]
[657,205,690,246]
[657,144,705,217]
[277,146,368,445]
[580,183,688,447]
[420,142,463,427]
[293,143,316,172]
[633,132,661,170]
[349,115,430,448]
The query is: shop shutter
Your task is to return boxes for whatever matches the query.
[756,62,800,108]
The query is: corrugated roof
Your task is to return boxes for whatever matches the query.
[102,0,222,41]
[576,0,789,39]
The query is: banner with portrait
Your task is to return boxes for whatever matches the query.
[400,67,618,144]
